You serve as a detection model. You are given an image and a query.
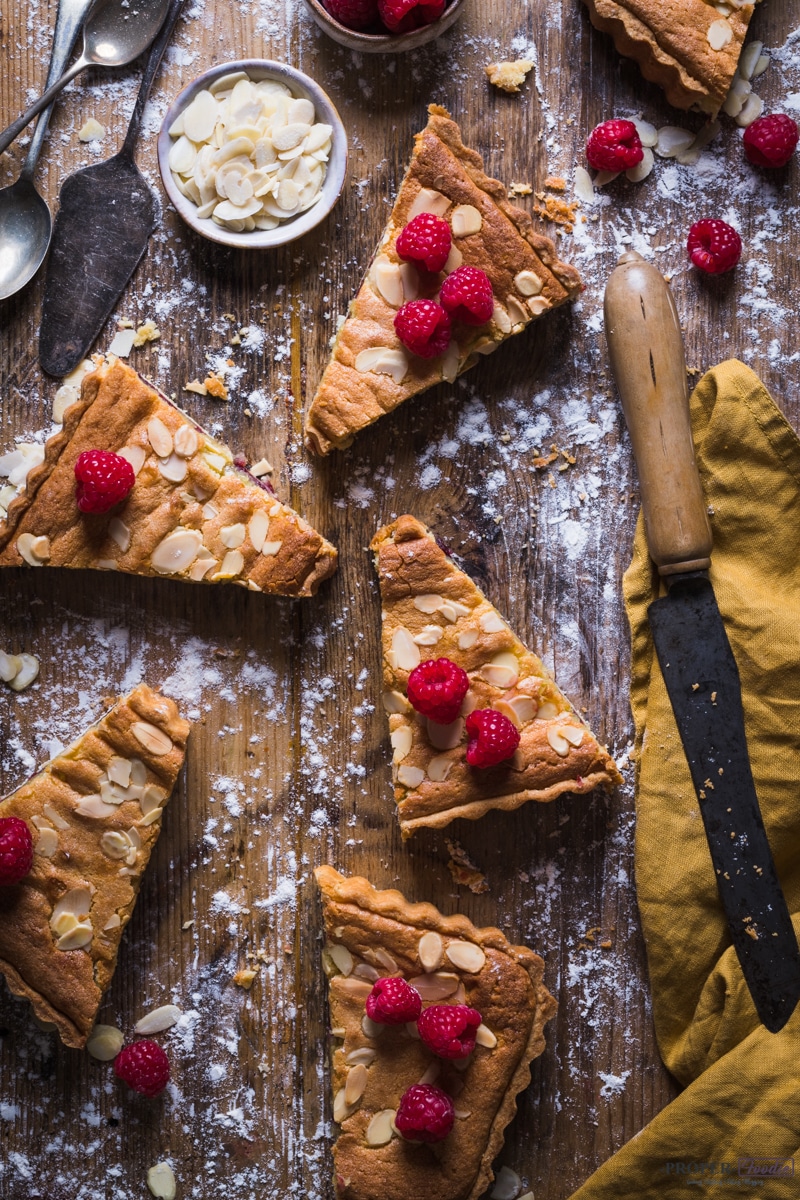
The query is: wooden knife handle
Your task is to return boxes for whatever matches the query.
[604,250,712,576]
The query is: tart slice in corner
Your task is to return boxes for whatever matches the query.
[582,0,757,115]
[372,515,621,837]
[0,360,337,597]
[0,684,189,1047]
[316,866,556,1200]
[304,104,581,455]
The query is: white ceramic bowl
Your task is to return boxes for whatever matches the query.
[157,59,348,250]
[304,0,466,52]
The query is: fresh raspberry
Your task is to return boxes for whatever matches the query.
[0,817,34,886]
[396,213,452,273]
[394,299,451,358]
[465,709,520,768]
[394,1084,454,1143]
[114,1040,170,1097]
[365,977,422,1025]
[417,1003,482,1059]
[585,119,643,172]
[687,219,742,275]
[439,266,494,327]
[406,657,469,725]
[377,0,445,33]
[743,114,799,168]
[74,450,135,514]
[324,0,379,29]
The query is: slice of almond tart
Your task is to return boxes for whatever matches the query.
[0,360,337,597]
[582,0,759,116]
[316,866,556,1200]
[372,515,621,837]
[0,684,189,1048]
[304,104,581,455]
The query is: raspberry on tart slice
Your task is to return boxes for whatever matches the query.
[316,866,556,1200]
[407,658,469,725]
[372,515,621,837]
[0,685,189,1048]
[394,300,452,358]
[365,976,423,1025]
[305,105,581,455]
[439,266,494,327]
[0,360,337,597]
[0,817,34,886]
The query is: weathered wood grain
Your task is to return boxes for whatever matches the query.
[0,0,797,1196]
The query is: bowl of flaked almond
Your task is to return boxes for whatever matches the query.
[157,60,348,249]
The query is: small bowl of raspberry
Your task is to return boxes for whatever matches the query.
[304,0,466,53]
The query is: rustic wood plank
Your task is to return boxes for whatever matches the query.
[0,0,797,1196]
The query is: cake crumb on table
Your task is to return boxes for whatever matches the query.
[485,60,534,94]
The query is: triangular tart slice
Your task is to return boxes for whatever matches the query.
[583,0,756,115]
[372,515,621,837]
[316,866,556,1200]
[0,684,189,1048]
[304,105,581,455]
[0,360,337,597]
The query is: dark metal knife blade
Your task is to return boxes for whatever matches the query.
[604,249,800,1033]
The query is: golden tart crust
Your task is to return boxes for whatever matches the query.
[583,0,756,115]
[304,104,581,456]
[372,515,621,837]
[316,866,556,1200]
[0,684,189,1048]
[0,361,337,598]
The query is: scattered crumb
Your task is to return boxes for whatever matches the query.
[544,176,566,192]
[233,968,258,989]
[250,458,273,477]
[445,840,490,894]
[78,117,105,142]
[532,193,579,233]
[509,182,533,197]
[133,319,161,347]
[204,374,229,401]
[485,59,534,95]
[184,379,208,396]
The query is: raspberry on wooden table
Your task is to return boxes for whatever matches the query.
[417,1003,482,1059]
[377,0,444,33]
[324,0,379,29]
[439,266,494,326]
[743,114,799,168]
[74,449,135,514]
[394,1083,455,1143]
[407,657,469,725]
[465,709,520,768]
[394,299,452,358]
[686,219,742,275]
[114,1040,170,1097]
[0,817,33,886]
[365,977,422,1024]
[585,119,643,173]
[396,213,452,273]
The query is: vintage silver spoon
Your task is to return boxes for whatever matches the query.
[0,0,171,159]
[0,0,96,301]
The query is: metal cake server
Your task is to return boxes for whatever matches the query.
[604,249,800,1034]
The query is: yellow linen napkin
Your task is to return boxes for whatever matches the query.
[569,360,800,1199]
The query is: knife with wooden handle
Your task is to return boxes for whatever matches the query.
[605,250,800,1033]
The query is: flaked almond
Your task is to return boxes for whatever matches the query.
[535,701,559,721]
[346,1047,377,1067]
[87,1024,124,1062]
[397,764,425,788]
[43,802,69,830]
[418,1061,441,1086]
[560,724,584,747]
[374,947,398,973]
[407,971,459,1001]
[427,716,463,751]
[445,940,486,973]
[8,654,37,691]
[382,690,410,714]
[108,518,131,553]
[443,244,463,272]
[418,930,444,972]
[506,295,529,327]
[131,721,173,756]
[514,269,543,296]
[118,444,146,475]
[413,594,444,614]
[492,303,512,334]
[220,523,246,549]
[480,652,519,689]
[399,263,419,301]
[147,417,173,458]
[333,1086,355,1124]
[75,793,118,819]
[707,17,732,50]
[100,831,132,860]
[427,754,454,783]
[388,626,420,672]
[134,1004,183,1035]
[479,610,507,634]
[361,1014,385,1039]
[261,540,282,557]
[173,425,199,458]
[214,549,245,579]
[547,726,570,757]
[441,343,460,384]
[0,651,21,682]
[151,528,203,575]
[158,453,187,483]
[365,1109,396,1146]
[35,827,58,857]
[373,255,405,308]
[439,600,470,623]
[108,756,132,788]
[103,914,121,931]
[491,1166,522,1199]
[407,187,450,219]
[17,533,48,567]
[354,346,409,384]
[57,922,93,951]
[329,944,354,976]
[495,695,537,727]
[528,296,550,317]
[458,628,479,650]
[345,1063,368,1105]
[451,203,482,236]
[337,977,372,1001]
[147,1162,177,1200]
[391,725,413,763]
[140,783,166,816]
[52,887,91,923]
[248,510,269,553]
[413,625,444,646]
[353,963,380,982]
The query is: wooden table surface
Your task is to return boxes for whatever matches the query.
[1,1,798,1197]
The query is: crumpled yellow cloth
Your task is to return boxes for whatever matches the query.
[570,360,800,1199]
